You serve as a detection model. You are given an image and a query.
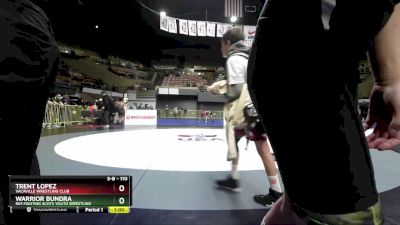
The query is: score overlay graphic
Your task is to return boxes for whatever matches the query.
[8,176,131,214]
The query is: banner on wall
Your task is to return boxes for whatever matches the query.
[197,21,206,36]
[243,25,257,47]
[179,20,188,35]
[160,16,254,39]
[207,22,216,37]
[188,20,197,36]
[160,16,168,32]
[216,23,226,37]
[168,17,177,33]
[125,110,157,126]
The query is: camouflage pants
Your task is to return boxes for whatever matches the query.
[293,200,383,225]
[262,194,384,225]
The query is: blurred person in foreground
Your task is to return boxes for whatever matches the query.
[0,0,59,224]
[247,0,400,224]
[209,27,283,207]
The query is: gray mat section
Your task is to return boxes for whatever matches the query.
[37,130,148,189]
[370,150,400,192]
[36,129,400,211]
[132,170,276,210]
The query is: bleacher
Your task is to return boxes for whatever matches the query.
[56,45,224,94]
[57,44,155,89]
[55,63,108,90]
[153,65,177,70]
[161,74,209,87]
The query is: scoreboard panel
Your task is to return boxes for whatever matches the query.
[8,176,132,214]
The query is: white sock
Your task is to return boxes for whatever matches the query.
[232,164,239,179]
[268,175,282,193]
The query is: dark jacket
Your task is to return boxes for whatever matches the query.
[102,94,114,111]
[0,0,59,83]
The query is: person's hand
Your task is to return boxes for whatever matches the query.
[364,82,400,150]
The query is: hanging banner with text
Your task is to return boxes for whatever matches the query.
[160,16,255,44]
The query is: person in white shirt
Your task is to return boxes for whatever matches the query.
[215,27,283,207]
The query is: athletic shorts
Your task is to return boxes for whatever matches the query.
[234,122,267,141]
[262,194,384,225]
